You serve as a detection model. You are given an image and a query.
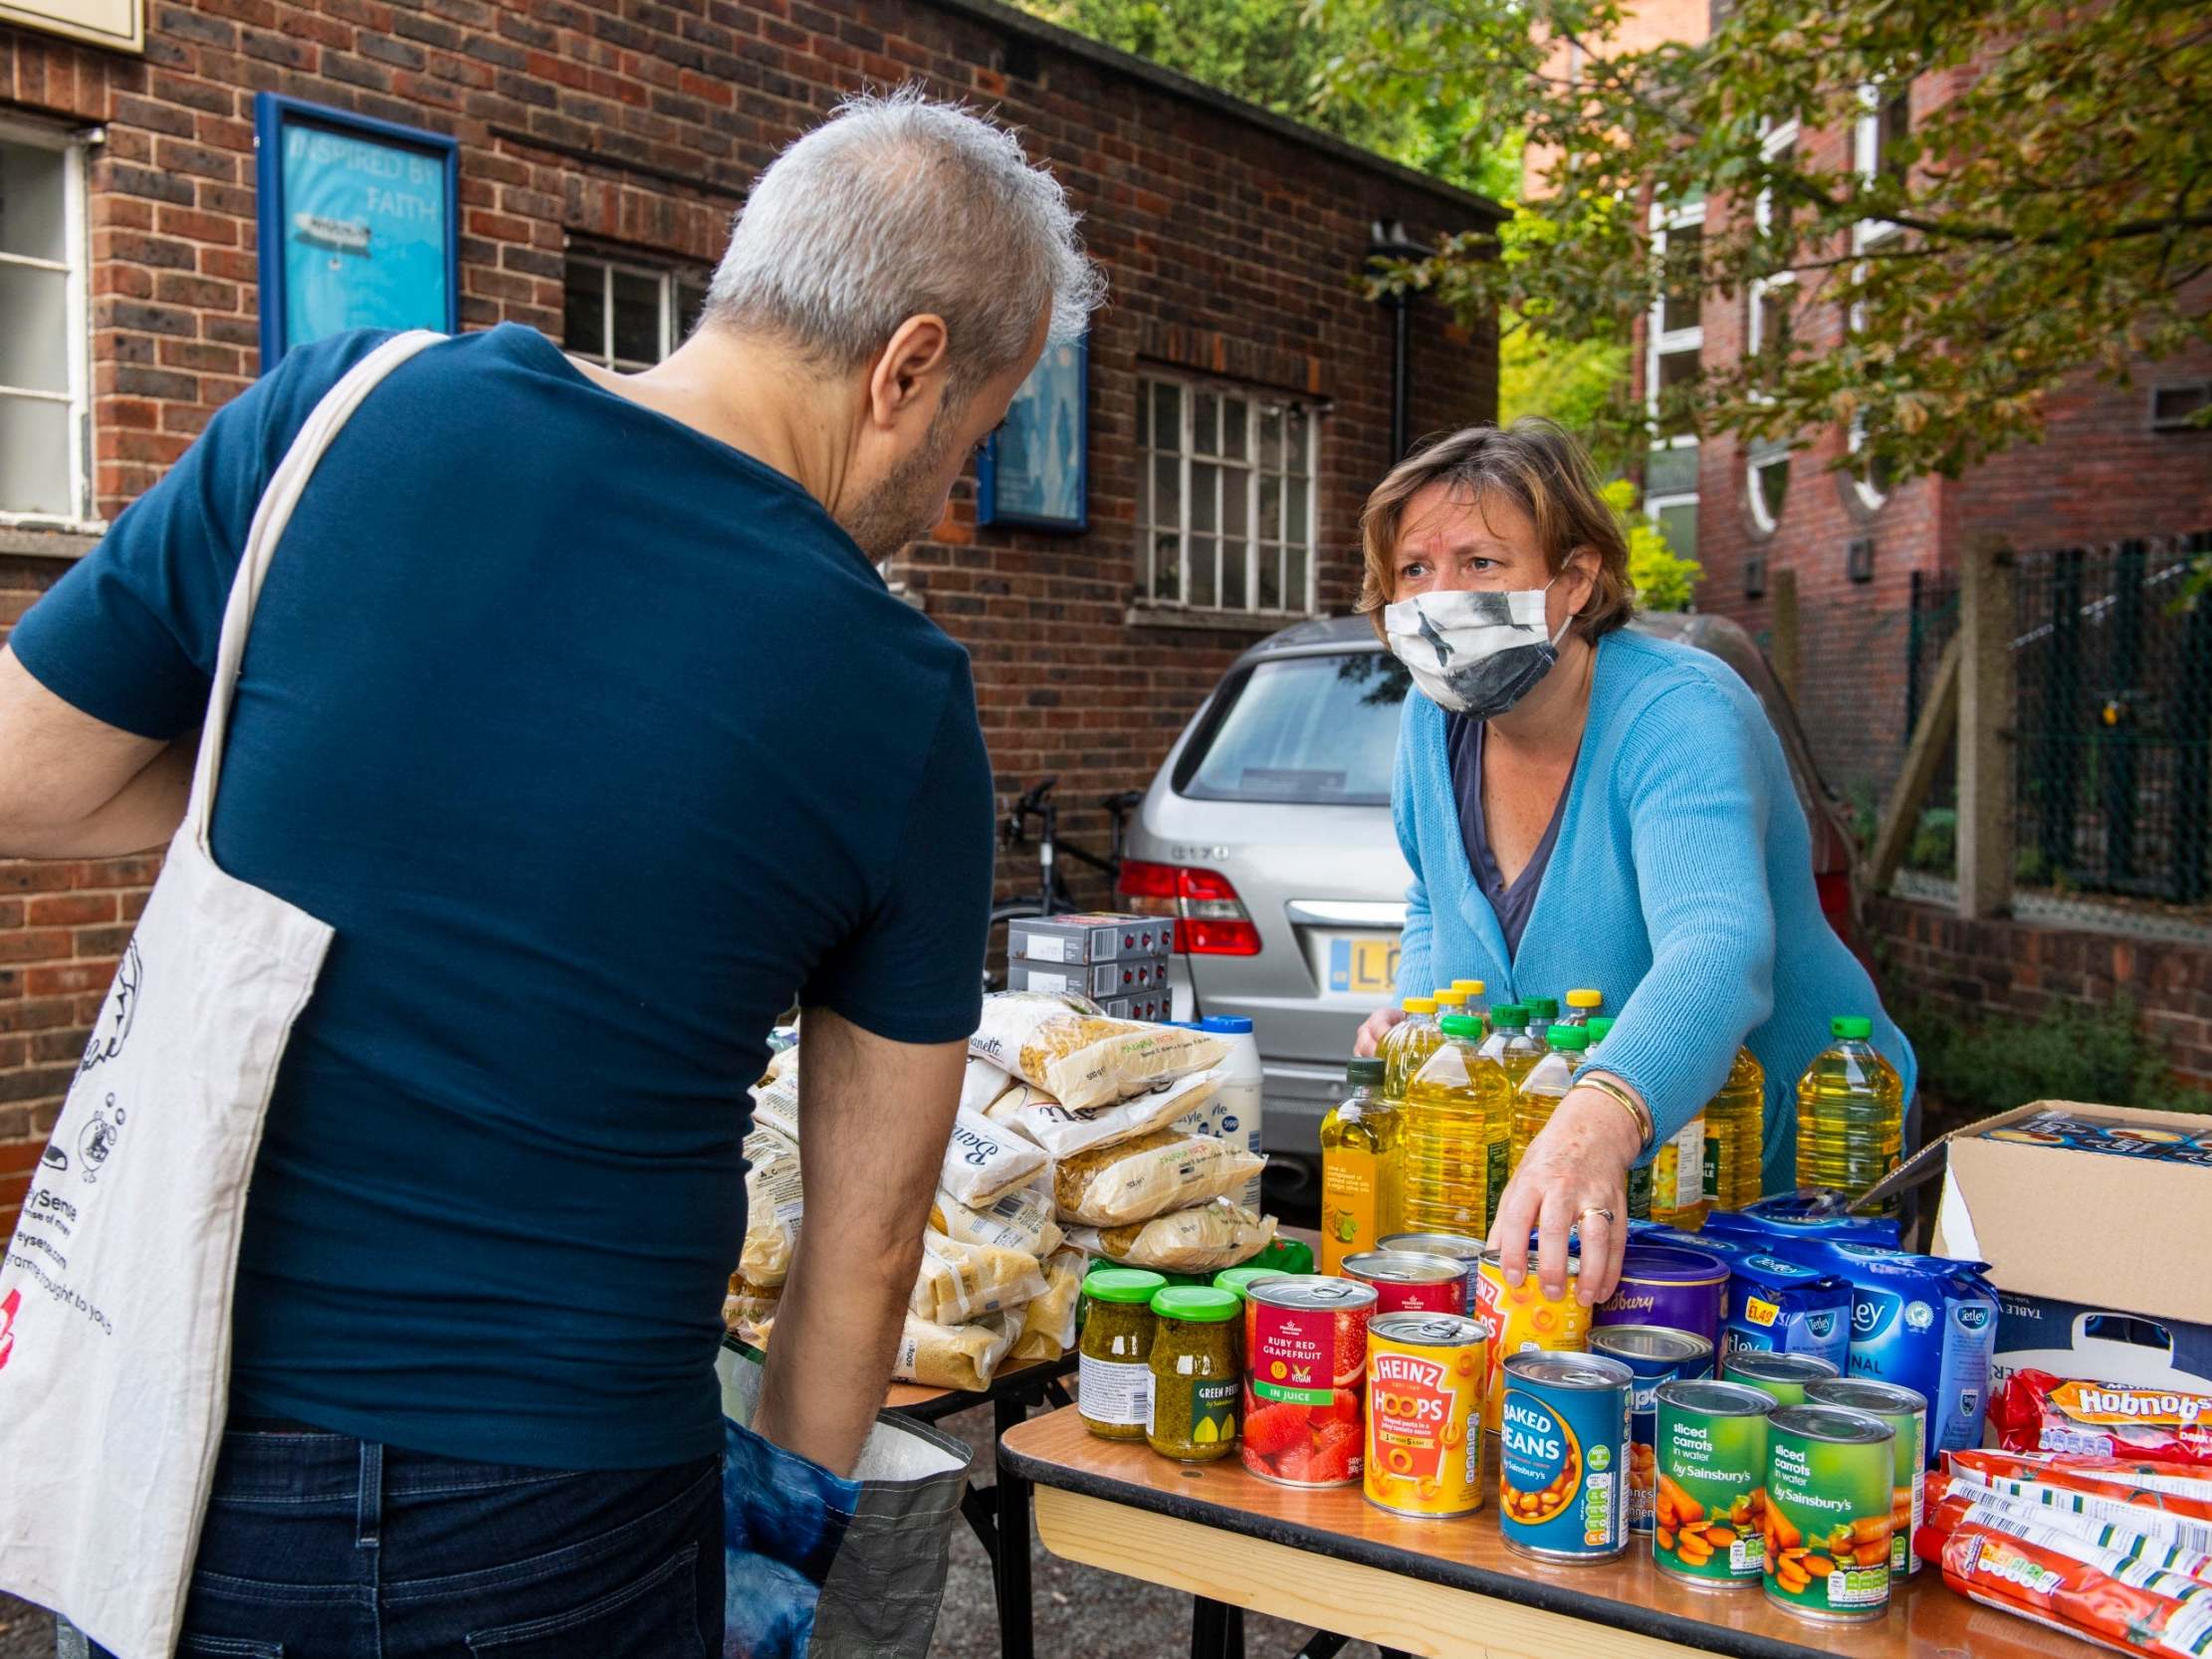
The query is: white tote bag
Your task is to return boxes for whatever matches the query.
[0,329,445,1659]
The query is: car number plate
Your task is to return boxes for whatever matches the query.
[1323,933,1400,996]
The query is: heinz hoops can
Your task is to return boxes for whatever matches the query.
[1805,1378,1927,1577]
[1241,1276,1376,1487]
[1654,1378,1775,1589]
[1476,1247,1593,1436]
[1762,1404,1896,1622]
[1365,1313,1486,1519]
[1591,1326,1712,1532]
[1498,1351,1631,1562]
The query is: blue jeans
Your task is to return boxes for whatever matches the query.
[84,1427,723,1659]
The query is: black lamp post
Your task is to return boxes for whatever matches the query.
[1368,218,1431,464]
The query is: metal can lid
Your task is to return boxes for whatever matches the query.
[1371,1311,1487,1348]
[1615,1244,1730,1285]
[1247,1274,1380,1312]
[1377,1232,1485,1262]
[1656,1378,1777,1417]
[1805,1377,1929,1416]
[1480,1241,1582,1272]
[1724,1350,1841,1383]
[1342,1251,1466,1285]
[1503,1349,1633,1389]
[1591,1326,1714,1366]
[1771,1403,1896,1446]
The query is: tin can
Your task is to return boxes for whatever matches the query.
[1653,1378,1775,1589]
[1241,1276,1376,1487]
[1341,1251,1467,1318]
[1365,1312,1487,1519]
[1723,1350,1840,1408]
[1378,1232,1484,1317]
[1591,1327,1713,1532]
[1805,1379,1926,1577]
[1476,1248,1593,1435]
[1595,1244,1728,1355]
[1762,1404,1896,1622]
[1498,1351,1631,1562]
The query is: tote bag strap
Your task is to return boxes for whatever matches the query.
[185,329,447,853]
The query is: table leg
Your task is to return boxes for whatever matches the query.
[1190,1596,1232,1659]
[994,1392,1036,1659]
[1225,1602,1245,1659]
[1291,1635,1348,1659]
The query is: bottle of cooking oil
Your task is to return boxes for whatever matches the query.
[1319,1057,1402,1275]
[1703,1048,1767,1212]
[1560,987,1605,1027]
[1379,996,1440,1101]
[1650,1112,1710,1232]
[1450,978,1490,1034]
[1508,1022,1589,1172]
[1525,995,1561,1045]
[1431,987,1470,1023]
[1796,1016,1903,1211]
[1399,1014,1506,1238]
[1586,1016,1616,1048]
[1480,1004,1546,1091]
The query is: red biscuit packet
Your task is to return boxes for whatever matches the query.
[1990,1369,2212,1467]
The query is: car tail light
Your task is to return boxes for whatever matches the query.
[1116,862,1262,956]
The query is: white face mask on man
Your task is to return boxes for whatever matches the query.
[1382,582,1572,719]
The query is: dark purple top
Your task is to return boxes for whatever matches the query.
[1444,713,1568,960]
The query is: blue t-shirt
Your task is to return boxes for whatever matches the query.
[11,326,995,1470]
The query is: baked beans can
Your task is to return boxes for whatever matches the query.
[1241,1275,1377,1487]
[1723,1349,1840,1409]
[1377,1232,1485,1317]
[1498,1350,1632,1562]
[1653,1378,1775,1589]
[1762,1404,1896,1622]
[1590,1326,1713,1532]
[1365,1312,1487,1519]
[1803,1378,1926,1578]
[1341,1251,1467,1317]
[1476,1247,1593,1435]
[1595,1244,1728,1356]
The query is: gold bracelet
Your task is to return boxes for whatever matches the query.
[1576,1072,1654,1151]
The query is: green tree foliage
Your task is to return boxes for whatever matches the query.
[1313,0,2212,488]
[1602,479,1701,611]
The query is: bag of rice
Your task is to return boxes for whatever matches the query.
[1011,1246,1087,1362]
[908,1232,1046,1326]
[740,1124,804,1288]
[931,1181,1061,1258]
[1053,1129,1266,1227]
[895,1310,1019,1393]
[960,1055,1011,1117]
[1064,1200,1278,1273]
[987,1068,1222,1160]
[971,991,1224,1112]
[941,1106,1048,1206]
[723,1270,780,1346]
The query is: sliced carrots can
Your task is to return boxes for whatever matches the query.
[1762,1404,1895,1623]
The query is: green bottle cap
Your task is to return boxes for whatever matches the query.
[1491,1003,1529,1026]
[1438,1014,1483,1038]
[1528,996,1561,1019]
[1548,1025,1591,1052]
[1833,1016,1875,1040]
[1215,1265,1292,1301]
[1346,1057,1386,1086]
[1085,1268,1169,1305]
[1151,1286,1240,1322]
[1588,1016,1616,1042]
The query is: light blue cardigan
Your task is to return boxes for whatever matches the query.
[1393,629,1915,1191]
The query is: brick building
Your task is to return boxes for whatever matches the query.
[0,0,1499,1225]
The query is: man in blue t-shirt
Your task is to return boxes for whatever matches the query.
[0,91,1103,1656]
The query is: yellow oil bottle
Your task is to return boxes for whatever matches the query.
[1450,978,1490,1035]
[1400,1014,1506,1238]
[1560,987,1605,1026]
[1509,1023,1589,1172]
[1796,1016,1903,1211]
[1703,1048,1767,1212]
[1381,995,1442,1101]
[1319,1056,1402,1274]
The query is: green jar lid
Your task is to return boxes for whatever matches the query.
[1152,1286,1239,1322]
[1438,1014,1483,1038]
[1215,1265,1292,1300]
[1833,1015,1875,1039]
[1548,1025,1591,1051]
[1086,1268,1168,1305]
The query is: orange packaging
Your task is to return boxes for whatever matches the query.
[1990,1370,2212,1467]
[1943,1449,2212,1524]
[1476,1249,1593,1435]
[1935,1522,2212,1656]
[1365,1312,1486,1519]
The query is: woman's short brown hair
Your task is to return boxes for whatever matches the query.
[1355,418,1636,644]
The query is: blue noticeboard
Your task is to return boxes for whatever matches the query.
[254,94,459,367]
[977,333,1087,532]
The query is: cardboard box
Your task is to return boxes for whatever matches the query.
[1867,1101,2212,1388]
[1007,957,1161,1000]
[1096,992,1168,1023]
[1007,914,1172,964]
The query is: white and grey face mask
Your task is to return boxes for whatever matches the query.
[1382,585,1570,718]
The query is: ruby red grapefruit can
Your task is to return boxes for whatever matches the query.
[1241,1275,1377,1487]
[1341,1251,1467,1318]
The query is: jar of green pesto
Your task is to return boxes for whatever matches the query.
[1080,1269,1167,1441]
[1146,1286,1241,1462]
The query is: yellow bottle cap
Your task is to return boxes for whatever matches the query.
[1452,978,1486,995]
[1402,996,1438,1014]
[1566,988,1604,1009]
[1432,989,1467,1008]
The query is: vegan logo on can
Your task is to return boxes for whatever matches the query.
[1762,1404,1896,1622]
[1498,1352,1629,1561]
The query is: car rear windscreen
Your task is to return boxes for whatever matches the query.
[1178,651,1410,805]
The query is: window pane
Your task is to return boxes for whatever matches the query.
[0,141,67,262]
[1182,653,1411,805]
[1258,475,1281,541]
[1755,455,1789,522]
[1656,501,1698,562]
[0,264,68,391]
[1658,349,1700,396]
[1286,476,1308,543]
[1195,391,1219,456]
[1223,399,1248,460]
[1192,462,1218,533]
[1153,382,1182,450]
[1257,544,1282,611]
[611,268,661,365]
[1153,529,1183,601]
[563,260,606,359]
[1137,442,1153,528]
[1285,409,1308,475]
[1660,225,1702,334]
[0,395,71,517]
[1221,537,1248,610]
[1189,534,1217,608]
[1222,465,1249,538]
[1284,542,1308,612]
[1153,455,1181,529]
[675,278,708,342]
[1259,407,1282,470]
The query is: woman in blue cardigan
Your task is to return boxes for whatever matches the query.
[1352,420,1914,1309]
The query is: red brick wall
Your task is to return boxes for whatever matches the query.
[0,0,1499,1227]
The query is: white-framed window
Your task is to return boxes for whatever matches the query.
[1745,119,1797,535]
[1645,192,1703,556]
[0,121,95,528]
[1847,88,1908,508]
[1137,374,1319,615]
[1643,443,1699,567]
[561,247,710,370]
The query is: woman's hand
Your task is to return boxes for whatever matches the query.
[1484,1085,1645,1307]
[1354,1004,1406,1059]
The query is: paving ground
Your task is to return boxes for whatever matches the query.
[0,1595,51,1659]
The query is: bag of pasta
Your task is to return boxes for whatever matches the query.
[722,1270,779,1346]
[931,1181,1061,1258]
[971,991,1224,1112]
[959,1055,1011,1117]
[894,1310,1019,1393]
[988,1068,1221,1159]
[740,1123,804,1288]
[941,1107,1049,1206]
[749,1064,800,1144]
[907,1232,1046,1326]
[1064,1200,1277,1274]
[1010,1247,1087,1362]
[1053,1128,1265,1227]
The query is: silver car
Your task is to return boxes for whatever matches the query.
[1117,612,1860,1203]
